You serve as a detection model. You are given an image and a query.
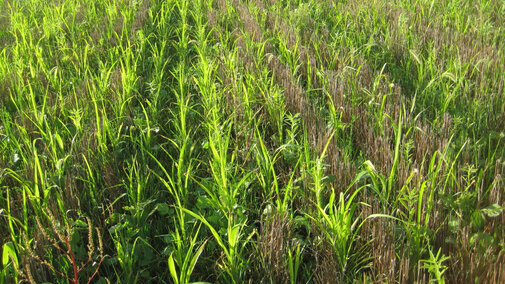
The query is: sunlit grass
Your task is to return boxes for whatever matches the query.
[1,0,504,282]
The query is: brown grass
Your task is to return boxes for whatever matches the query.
[258,212,291,282]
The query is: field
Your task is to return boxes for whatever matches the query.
[1,0,504,282]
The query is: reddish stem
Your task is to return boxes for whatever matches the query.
[78,256,92,274]
[65,239,79,284]
[87,257,104,284]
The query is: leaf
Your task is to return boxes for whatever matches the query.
[196,195,212,210]
[156,203,171,216]
[187,241,207,281]
[168,253,179,284]
[481,203,504,218]
[54,133,64,150]
[2,242,18,268]
[228,224,241,248]
[74,219,88,227]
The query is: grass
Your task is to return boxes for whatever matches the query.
[1,0,504,282]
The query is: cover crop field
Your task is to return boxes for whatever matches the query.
[1,0,504,283]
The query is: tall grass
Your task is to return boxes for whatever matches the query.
[1,0,504,282]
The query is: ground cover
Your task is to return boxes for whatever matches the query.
[1,0,504,282]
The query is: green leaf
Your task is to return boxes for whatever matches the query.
[2,242,18,268]
[481,203,504,218]
[54,133,64,150]
[228,224,240,248]
[187,241,206,281]
[156,203,171,216]
[74,219,87,227]
[168,253,179,284]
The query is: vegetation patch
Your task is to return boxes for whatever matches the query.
[1,0,504,282]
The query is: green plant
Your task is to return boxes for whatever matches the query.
[168,223,207,284]
[1,0,504,282]
[421,247,450,284]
